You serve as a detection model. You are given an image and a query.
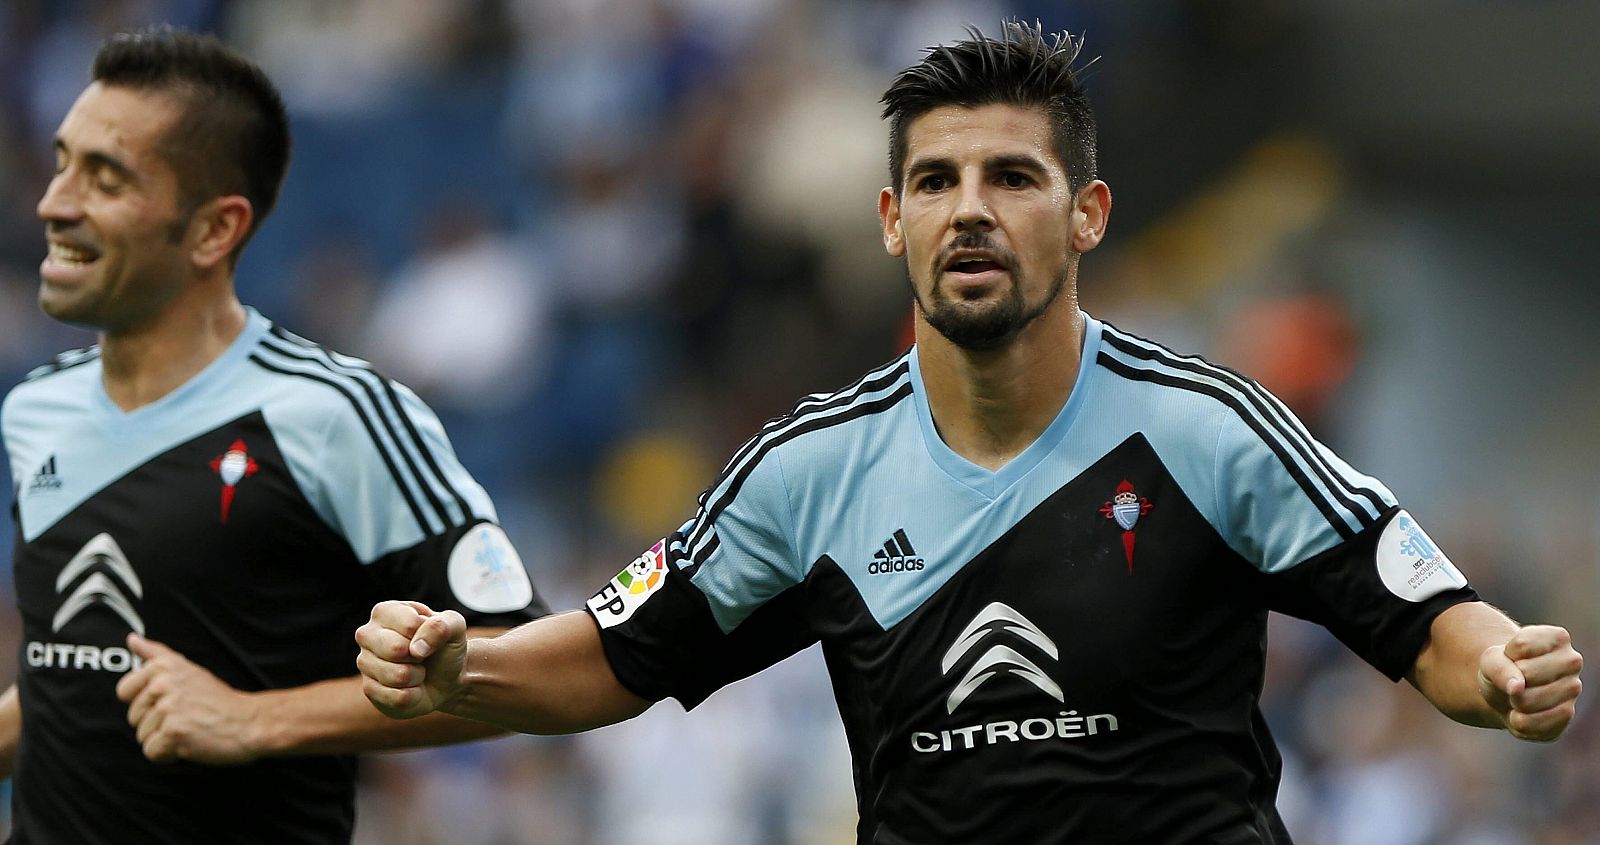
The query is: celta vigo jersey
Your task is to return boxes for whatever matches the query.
[3,309,547,844]
[586,312,1474,845]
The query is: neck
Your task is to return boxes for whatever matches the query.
[99,281,248,412]
[915,300,1084,472]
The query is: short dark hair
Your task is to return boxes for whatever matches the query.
[880,21,1097,195]
[92,26,291,260]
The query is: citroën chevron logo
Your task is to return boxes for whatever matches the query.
[940,602,1063,714]
[52,533,144,635]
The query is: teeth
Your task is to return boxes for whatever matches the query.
[49,243,94,266]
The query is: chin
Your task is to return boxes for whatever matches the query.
[39,291,105,330]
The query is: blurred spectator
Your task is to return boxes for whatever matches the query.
[360,201,553,414]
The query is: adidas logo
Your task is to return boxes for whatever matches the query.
[868,528,925,574]
[28,456,62,493]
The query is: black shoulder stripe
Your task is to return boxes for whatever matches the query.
[258,336,459,530]
[685,356,911,559]
[247,352,435,536]
[266,328,473,523]
[1101,327,1384,523]
[690,382,914,567]
[23,346,100,382]
[719,356,911,481]
[1096,352,1357,541]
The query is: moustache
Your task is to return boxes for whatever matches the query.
[932,233,1018,277]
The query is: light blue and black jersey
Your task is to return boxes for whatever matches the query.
[3,309,546,844]
[587,312,1474,845]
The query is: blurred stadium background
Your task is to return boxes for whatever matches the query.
[2,1,1597,843]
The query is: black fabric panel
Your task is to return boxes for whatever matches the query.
[1263,506,1478,681]
[811,435,1292,845]
[363,518,549,629]
[594,560,818,709]
[10,411,371,843]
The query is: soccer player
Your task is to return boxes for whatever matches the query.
[1,28,548,843]
[357,22,1583,843]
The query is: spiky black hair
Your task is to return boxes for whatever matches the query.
[93,26,290,260]
[880,21,1098,193]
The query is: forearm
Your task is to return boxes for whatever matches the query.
[441,611,652,735]
[255,627,507,756]
[0,685,19,778]
[1407,601,1519,728]
[251,674,503,756]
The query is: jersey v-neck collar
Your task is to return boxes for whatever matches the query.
[90,308,272,437]
[909,311,1103,500]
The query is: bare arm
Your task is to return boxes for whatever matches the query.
[1407,601,1583,741]
[0,685,18,779]
[357,602,651,735]
[114,629,512,764]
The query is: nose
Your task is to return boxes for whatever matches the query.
[951,178,994,233]
[37,172,83,226]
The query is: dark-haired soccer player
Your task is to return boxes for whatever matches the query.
[358,22,1582,844]
[1,28,548,843]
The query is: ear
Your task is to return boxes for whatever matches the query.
[187,195,255,272]
[879,186,906,257]
[1071,180,1111,254]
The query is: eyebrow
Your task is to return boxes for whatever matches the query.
[904,152,1052,185]
[54,138,138,184]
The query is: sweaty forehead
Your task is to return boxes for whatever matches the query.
[903,103,1058,167]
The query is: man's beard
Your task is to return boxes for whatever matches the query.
[910,237,1070,351]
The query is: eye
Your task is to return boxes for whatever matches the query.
[998,171,1031,189]
[917,174,951,192]
[92,166,125,194]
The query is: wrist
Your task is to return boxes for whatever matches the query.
[438,637,484,719]
[241,688,286,757]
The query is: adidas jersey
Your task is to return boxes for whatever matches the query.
[586,312,1476,845]
[2,309,548,844]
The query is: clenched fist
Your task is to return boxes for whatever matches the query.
[356,600,470,719]
[1477,624,1584,742]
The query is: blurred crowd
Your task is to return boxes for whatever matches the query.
[1,1,1596,843]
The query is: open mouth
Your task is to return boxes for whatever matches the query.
[47,241,100,269]
[948,258,1004,275]
[943,251,1009,277]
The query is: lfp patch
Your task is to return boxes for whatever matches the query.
[588,540,669,628]
[1375,510,1468,602]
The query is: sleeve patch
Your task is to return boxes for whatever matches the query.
[1376,510,1468,602]
[446,523,535,613]
[587,539,669,628]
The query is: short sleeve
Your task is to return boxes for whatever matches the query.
[1214,408,1476,679]
[586,448,815,708]
[300,379,545,627]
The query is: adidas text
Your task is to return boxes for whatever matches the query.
[868,557,925,574]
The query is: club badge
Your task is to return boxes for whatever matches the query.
[1100,480,1152,573]
[209,439,259,524]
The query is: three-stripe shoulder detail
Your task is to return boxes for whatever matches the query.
[22,346,100,383]
[247,329,469,537]
[682,353,914,568]
[1096,322,1383,540]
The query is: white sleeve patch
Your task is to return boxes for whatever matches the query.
[447,524,534,613]
[587,539,669,629]
[1375,510,1468,602]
